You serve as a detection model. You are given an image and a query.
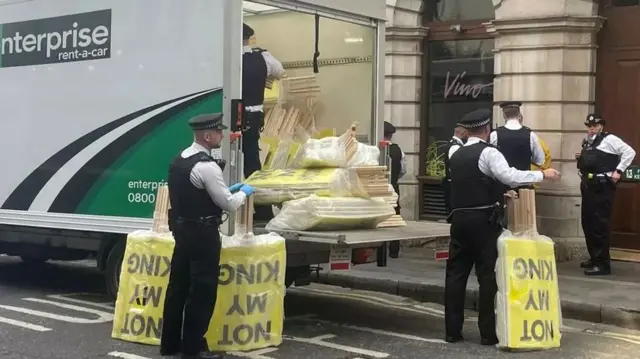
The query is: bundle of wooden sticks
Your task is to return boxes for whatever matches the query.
[152,185,171,233]
[506,188,537,235]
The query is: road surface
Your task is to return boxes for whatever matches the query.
[0,256,638,358]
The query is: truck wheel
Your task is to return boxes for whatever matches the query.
[19,255,48,265]
[105,239,126,300]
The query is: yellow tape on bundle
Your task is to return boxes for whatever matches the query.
[206,238,286,352]
[112,231,286,352]
[500,237,561,349]
[112,231,174,345]
[245,168,337,188]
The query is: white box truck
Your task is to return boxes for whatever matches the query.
[0,0,450,298]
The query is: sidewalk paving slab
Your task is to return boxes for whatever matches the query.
[310,248,640,330]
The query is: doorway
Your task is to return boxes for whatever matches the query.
[596,0,640,259]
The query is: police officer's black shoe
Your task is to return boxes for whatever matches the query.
[181,351,223,359]
[580,260,593,268]
[481,337,499,346]
[389,252,399,259]
[445,334,463,343]
[584,265,611,276]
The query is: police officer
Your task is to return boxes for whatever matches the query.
[443,124,467,215]
[577,114,635,276]
[383,121,406,258]
[241,23,285,222]
[490,101,545,174]
[161,114,255,359]
[445,109,560,345]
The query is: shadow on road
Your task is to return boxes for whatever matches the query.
[0,257,105,294]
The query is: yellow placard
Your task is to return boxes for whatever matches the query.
[503,238,561,349]
[206,241,286,351]
[264,80,279,101]
[112,231,286,352]
[111,232,174,345]
[245,168,338,187]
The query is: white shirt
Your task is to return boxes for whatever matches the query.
[182,143,246,212]
[448,136,464,159]
[459,137,544,188]
[489,119,545,166]
[243,46,285,79]
[582,133,636,177]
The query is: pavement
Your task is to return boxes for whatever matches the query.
[313,247,640,331]
[0,256,639,358]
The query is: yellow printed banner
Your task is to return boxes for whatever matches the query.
[496,234,562,350]
[111,231,286,352]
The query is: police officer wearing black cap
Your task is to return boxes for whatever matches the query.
[445,108,560,346]
[443,124,468,215]
[490,101,545,176]
[161,113,255,359]
[576,114,635,276]
[383,121,406,258]
[241,23,285,221]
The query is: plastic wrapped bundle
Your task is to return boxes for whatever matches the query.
[206,232,286,352]
[495,230,562,351]
[297,136,380,168]
[111,230,177,346]
[244,168,364,205]
[265,195,395,231]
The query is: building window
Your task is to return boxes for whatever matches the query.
[425,39,494,176]
[424,0,495,22]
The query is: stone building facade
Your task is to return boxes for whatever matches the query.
[384,0,635,259]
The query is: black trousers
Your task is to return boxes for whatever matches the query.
[389,183,401,256]
[161,222,222,355]
[445,210,501,340]
[443,179,452,215]
[242,111,273,222]
[581,179,616,267]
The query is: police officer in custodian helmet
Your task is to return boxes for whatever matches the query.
[161,114,255,359]
[577,114,635,276]
[445,109,561,345]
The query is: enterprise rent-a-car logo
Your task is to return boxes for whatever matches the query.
[0,9,111,68]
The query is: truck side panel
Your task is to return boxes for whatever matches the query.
[0,0,224,230]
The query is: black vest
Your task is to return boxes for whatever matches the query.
[444,137,463,181]
[242,49,268,107]
[578,132,620,174]
[168,152,223,220]
[496,126,532,171]
[449,142,503,209]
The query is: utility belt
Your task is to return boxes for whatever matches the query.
[242,105,265,132]
[168,209,221,231]
[446,202,503,226]
[581,172,612,185]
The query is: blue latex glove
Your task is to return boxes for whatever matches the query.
[240,184,255,196]
[228,183,243,193]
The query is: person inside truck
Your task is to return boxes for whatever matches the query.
[445,108,561,346]
[161,113,255,359]
[383,121,406,258]
[240,23,285,223]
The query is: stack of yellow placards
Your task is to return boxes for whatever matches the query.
[495,189,562,351]
[111,185,287,353]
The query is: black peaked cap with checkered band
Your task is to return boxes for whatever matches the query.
[456,109,493,129]
[584,113,605,126]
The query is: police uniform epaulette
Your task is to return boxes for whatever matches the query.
[252,47,266,53]
[195,152,214,162]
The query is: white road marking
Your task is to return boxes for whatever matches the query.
[0,315,51,332]
[285,334,389,358]
[107,352,151,359]
[228,347,278,359]
[0,297,113,324]
[293,315,447,344]
[46,294,115,311]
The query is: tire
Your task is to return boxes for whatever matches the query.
[105,239,126,300]
[19,255,48,265]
